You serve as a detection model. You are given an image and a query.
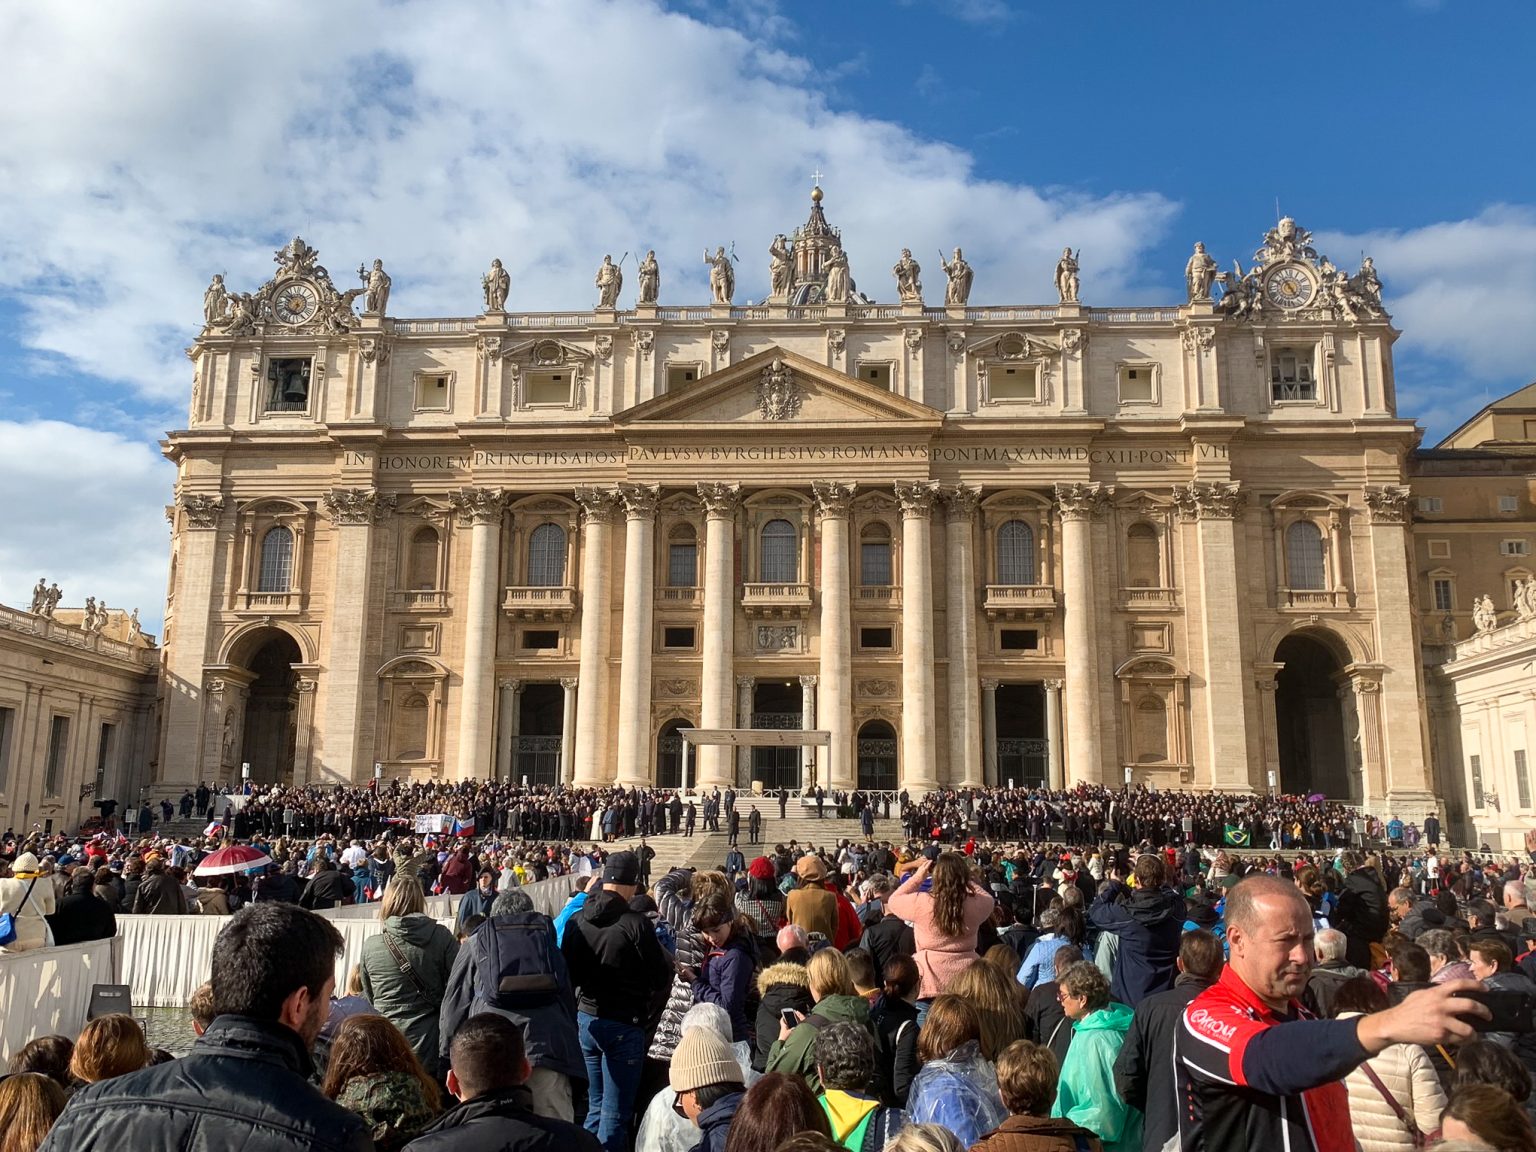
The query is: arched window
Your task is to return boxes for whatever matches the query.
[1286,521,1326,590]
[407,526,440,590]
[759,519,798,583]
[668,524,697,587]
[997,520,1036,585]
[257,526,294,592]
[1134,696,1168,763]
[527,523,566,586]
[1126,523,1160,588]
[392,692,429,761]
[860,521,893,586]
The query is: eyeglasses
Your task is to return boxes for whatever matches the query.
[672,1091,692,1118]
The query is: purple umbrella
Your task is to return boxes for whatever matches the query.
[1306,792,1326,803]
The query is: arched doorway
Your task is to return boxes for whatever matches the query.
[856,720,897,792]
[656,718,693,790]
[1274,633,1354,800]
[240,630,302,785]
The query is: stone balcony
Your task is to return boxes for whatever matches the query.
[982,584,1058,620]
[1120,586,1180,612]
[239,591,301,614]
[656,586,704,607]
[741,582,813,619]
[855,585,902,609]
[388,589,449,612]
[1279,588,1349,610]
[502,586,577,621]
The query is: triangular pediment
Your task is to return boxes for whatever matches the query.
[614,347,943,429]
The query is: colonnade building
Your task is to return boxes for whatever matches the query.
[156,193,1435,813]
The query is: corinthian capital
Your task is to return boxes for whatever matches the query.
[617,483,661,520]
[1054,482,1111,522]
[449,486,508,526]
[941,483,981,521]
[322,487,396,525]
[894,480,940,518]
[573,486,620,524]
[178,492,226,530]
[696,482,743,518]
[811,481,857,518]
[1173,481,1245,521]
[1363,484,1411,525]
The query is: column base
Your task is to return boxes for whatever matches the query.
[901,777,941,796]
[614,775,651,788]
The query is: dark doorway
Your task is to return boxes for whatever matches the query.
[241,631,301,784]
[996,683,1047,787]
[656,718,694,790]
[514,683,563,786]
[856,720,898,791]
[1275,634,1354,800]
[751,681,802,792]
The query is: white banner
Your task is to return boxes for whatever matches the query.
[413,813,449,833]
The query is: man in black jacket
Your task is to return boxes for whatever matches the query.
[40,902,367,1152]
[1089,853,1186,1007]
[48,869,117,944]
[1332,851,1388,969]
[560,850,675,1152]
[408,1014,601,1152]
[861,877,915,975]
[1114,928,1223,1152]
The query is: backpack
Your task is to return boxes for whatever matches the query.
[474,913,562,1010]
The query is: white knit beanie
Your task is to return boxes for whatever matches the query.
[669,1027,744,1094]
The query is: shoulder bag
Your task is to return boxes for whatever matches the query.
[1359,1059,1430,1149]
[0,878,40,947]
[380,927,435,1005]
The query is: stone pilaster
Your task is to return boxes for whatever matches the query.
[615,484,660,785]
[812,481,856,791]
[737,676,754,786]
[159,493,226,786]
[448,487,506,779]
[896,481,940,792]
[559,677,578,785]
[573,488,619,786]
[497,679,522,781]
[697,483,742,788]
[943,485,982,787]
[1056,483,1109,785]
[800,675,818,791]
[1044,678,1065,790]
[981,678,1000,788]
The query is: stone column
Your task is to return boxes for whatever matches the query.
[159,493,227,785]
[981,679,1000,788]
[800,675,818,791]
[615,484,660,785]
[943,486,982,786]
[812,481,856,791]
[1175,481,1255,789]
[1044,678,1065,790]
[318,489,395,782]
[448,487,506,780]
[896,481,940,792]
[573,488,619,786]
[697,483,742,788]
[496,679,521,781]
[1253,663,1283,794]
[1056,483,1107,785]
[559,677,578,785]
[292,678,318,784]
[737,676,754,786]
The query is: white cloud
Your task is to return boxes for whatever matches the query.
[0,421,173,636]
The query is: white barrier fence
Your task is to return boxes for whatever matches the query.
[0,873,580,1059]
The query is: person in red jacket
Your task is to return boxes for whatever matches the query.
[439,846,475,895]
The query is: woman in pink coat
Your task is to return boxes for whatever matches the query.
[887,853,996,1004]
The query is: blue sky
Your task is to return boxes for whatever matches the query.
[2,0,1534,636]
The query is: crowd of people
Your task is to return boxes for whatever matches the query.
[3,780,1535,1152]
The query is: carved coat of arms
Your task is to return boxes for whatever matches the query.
[756,357,801,420]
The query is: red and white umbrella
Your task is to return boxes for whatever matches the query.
[194,844,273,877]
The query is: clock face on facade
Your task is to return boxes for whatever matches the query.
[1263,264,1316,310]
[274,280,321,325]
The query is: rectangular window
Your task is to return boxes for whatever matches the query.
[1518,750,1532,809]
[662,626,696,649]
[1471,754,1485,809]
[44,715,70,798]
[1270,347,1316,402]
[860,542,892,586]
[668,543,697,587]
[414,373,450,410]
[1502,495,1521,513]
[1000,629,1040,652]
[858,363,892,390]
[1502,540,1530,556]
[96,722,115,796]
[265,357,313,412]
[1432,578,1454,612]
[1118,365,1155,404]
[521,629,560,650]
[1427,540,1451,559]
[1417,497,1443,513]
[665,365,699,392]
[859,627,894,650]
[989,365,1039,401]
[0,706,12,792]
[525,372,572,406]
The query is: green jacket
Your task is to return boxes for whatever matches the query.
[766,993,871,1094]
[358,913,459,1077]
[1051,1003,1142,1152]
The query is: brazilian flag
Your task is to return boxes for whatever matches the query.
[1223,824,1250,847]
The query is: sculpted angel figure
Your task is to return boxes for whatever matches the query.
[941,247,973,306]
[704,246,734,304]
[637,250,660,304]
[768,234,794,301]
[892,248,922,303]
[1055,247,1080,303]
[1185,242,1218,302]
[483,258,510,311]
[595,254,623,309]
[203,274,228,327]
